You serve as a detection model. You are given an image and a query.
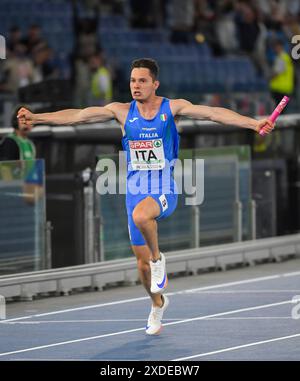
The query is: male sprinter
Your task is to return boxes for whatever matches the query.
[18,58,274,335]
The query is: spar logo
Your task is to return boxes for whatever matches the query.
[153,140,162,148]
[130,140,153,149]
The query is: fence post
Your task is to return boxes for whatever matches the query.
[250,199,257,240]
[45,221,53,269]
[192,204,200,248]
[83,182,95,264]
[0,295,6,320]
[94,194,105,262]
[234,200,243,242]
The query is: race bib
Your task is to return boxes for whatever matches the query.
[129,139,165,170]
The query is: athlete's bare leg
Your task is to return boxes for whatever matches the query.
[132,244,163,307]
[132,196,161,261]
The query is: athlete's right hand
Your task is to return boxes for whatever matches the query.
[17,107,35,130]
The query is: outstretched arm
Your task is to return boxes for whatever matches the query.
[17,103,120,127]
[171,99,274,134]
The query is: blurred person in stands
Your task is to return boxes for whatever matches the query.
[32,43,59,83]
[256,0,289,32]
[17,58,274,336]
[22,24,47,56]
[7,26,23,54]
[214,0,239,54]
[234,1,268,76]
[73,18,99,107]
[0,42,34,95]
[168,0,196,43]
[0,106,43,204]
[130,0,162,28]
[88,51,113,106]
[0,106,35,161]
[194,0,223,56]
[269,38,294,104]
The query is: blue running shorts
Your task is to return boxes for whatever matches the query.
[126,192,178,246]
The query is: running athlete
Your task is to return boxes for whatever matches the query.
[17,58,274,335]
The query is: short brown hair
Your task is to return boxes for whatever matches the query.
[131,58,159,80]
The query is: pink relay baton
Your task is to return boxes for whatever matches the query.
[259,95,290,136]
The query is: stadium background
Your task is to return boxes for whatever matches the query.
[0,0,300,273]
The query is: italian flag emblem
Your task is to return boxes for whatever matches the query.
[160,113,167,122]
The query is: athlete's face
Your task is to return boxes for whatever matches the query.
[130,68,159,101]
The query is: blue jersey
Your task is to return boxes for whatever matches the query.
[122,98,180,195]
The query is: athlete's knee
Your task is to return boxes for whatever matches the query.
[132,210,151,230]
[137,258,150,273]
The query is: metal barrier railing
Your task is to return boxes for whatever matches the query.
[94,146,254,261]
[0,159,48,274]
[1,233,299,301]
[0,147,253,272]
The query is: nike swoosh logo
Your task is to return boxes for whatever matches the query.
[129,117,138,122]
[157,273,167,289]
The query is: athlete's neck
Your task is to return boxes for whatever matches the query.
[136,96,163,119]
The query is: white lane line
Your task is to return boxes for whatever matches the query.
[195,317,294,320]
[2,319,178,324]
[2,271,300,323]
[0,296,149,323]
[283,271,300,277]
[171,275,281,295]
[0,327,146,357]
[0,299,293,357]
[172,332,300,361]
[160,300,292,328]
[184,290,300,294]
[1,316,294,324]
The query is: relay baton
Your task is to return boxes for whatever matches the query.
[259,96,290,136]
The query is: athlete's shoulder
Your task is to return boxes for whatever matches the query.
[169,98,193,116]
[105,102,130,113]
[105,102,131,124]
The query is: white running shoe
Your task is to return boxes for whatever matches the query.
[146,295,169,335]
[150,253,168,294]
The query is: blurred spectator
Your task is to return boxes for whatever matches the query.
[88,52,113,105]
[256,0,293,32]
[269,38,295,104]
[75,19,99,60]
[130,0,164,28]
[0,106,44,204]
[0,106,35,161]
[194,0,223,55]
[215,0,239,54]
[7,26,23,54]
[22,24,47,55]
[73,57,91,107]
[0,42,34,95]
[100,0,125,14]
[235,2,261,51]
[72,18,100,107]
[234,1,268,75]
[168,0,195,43]
[281,1,300,41]
[32,43,59,83]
